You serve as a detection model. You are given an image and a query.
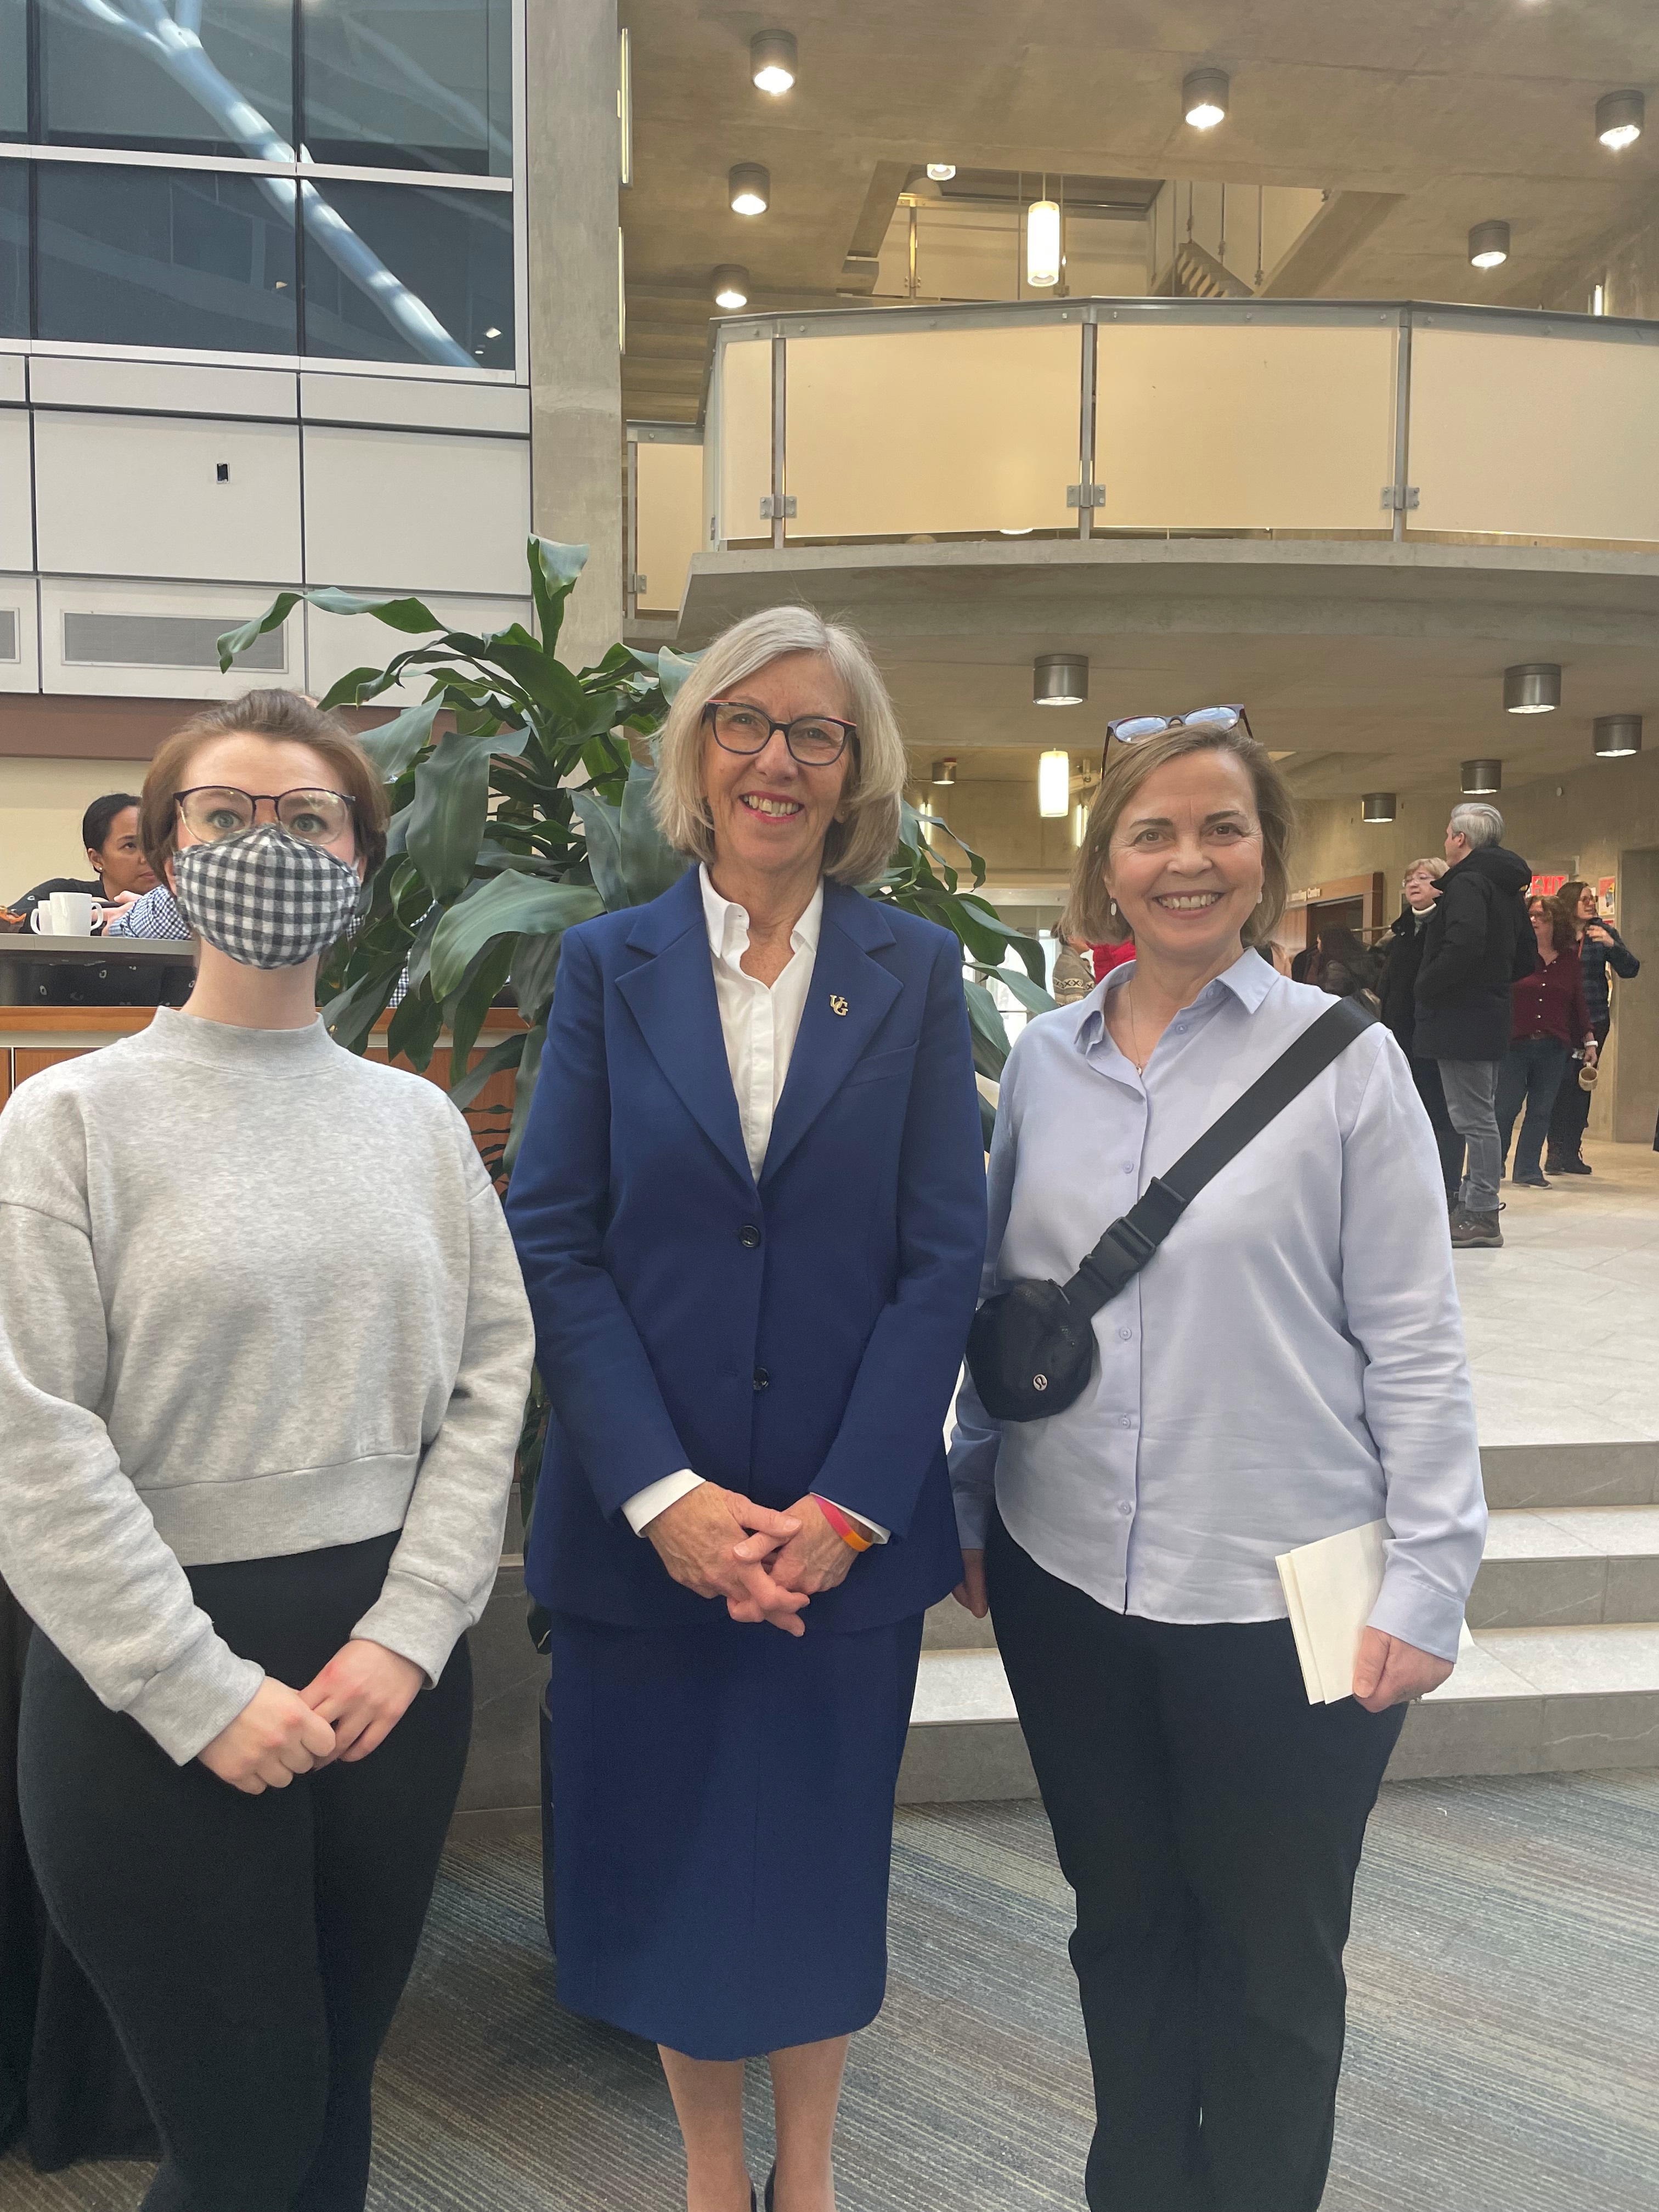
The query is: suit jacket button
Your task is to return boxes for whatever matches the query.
[739,1223,761,1248]
[752,1366,770,1391]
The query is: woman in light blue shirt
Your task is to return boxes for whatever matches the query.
[950,715,1485,2212]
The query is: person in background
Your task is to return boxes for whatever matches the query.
[950,715,1483,2212]
[1378,858,1463,1211]
[1090,935,1136,983]
[1052,926,1098,1006]
[1546,881,1639,1177]
[2,794,155,928]
[1414,802,1535,1251]
[1497,893,1595,1190]
[0,689,533,2212]
[1307,924,1379,1007]
[103,882,191,940]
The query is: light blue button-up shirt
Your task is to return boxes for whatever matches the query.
[949,951,1486,1661]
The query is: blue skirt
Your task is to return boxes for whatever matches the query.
[546,1608,924,2061]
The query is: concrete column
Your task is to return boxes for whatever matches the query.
[524,0,624,673]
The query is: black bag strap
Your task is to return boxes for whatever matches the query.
[1064,995,1377,1316]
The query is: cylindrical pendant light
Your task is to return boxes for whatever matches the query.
[1026,198,1061,289]
[1469,219,1510,270]
[1033,652,1087,706]
[712,264,749,309]
[1038,751,1071,819]
[1594,714,1643,758]
[750,30,797,95]
[1182,68,1229,129]
[1461,759,1503,795]
[729,163,770,216]
[930,756,957,786]
[1362,793,1397,823]
[1503,662,1561,714]
[1596,89,1644,151]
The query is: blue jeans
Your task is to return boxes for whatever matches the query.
[1497,1036,1571,1179]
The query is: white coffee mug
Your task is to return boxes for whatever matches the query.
[29,906,54,934]
[48,891,95,938]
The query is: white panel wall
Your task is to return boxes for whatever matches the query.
[0,413,32,572]
[29,359,298,420]
[0,578,40,693]
[303,592,534,704]
[302,426,530,596]
[34,414,304,584]
[38,577,300,700]
[299,374,528,435]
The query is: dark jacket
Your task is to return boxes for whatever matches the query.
[506,867,988,1633]
[1578,921,1639,1028]
[1414,843,1534,1061]
[1378,900,1434,1052]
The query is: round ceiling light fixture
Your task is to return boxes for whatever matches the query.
[1362,792,1397,823]
[1182,67,1229,129]
[1594,713,1643,758]
[1461,759,1503,795]
[1503,661,1561,714]
[930,757,957,786]
[1468,219,1510,270]
[1596,88,1644,152]
[1038,750,1071,818]
[926,162,956,181]
[1033,652,1088,706]
[729,163,770,216]
[712,264,749,309]
[750,30,797,96]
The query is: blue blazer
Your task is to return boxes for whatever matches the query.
[506,866,988,1633]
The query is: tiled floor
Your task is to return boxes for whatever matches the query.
[1457,1137,1659,1447]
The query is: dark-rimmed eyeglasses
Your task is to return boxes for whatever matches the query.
[703,699,856,768]
[174,787,356,845]
[1106,705,1255,751]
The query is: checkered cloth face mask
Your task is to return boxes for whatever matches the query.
[172,822,361,970]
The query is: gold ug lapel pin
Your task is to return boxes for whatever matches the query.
[830,994,849,1017]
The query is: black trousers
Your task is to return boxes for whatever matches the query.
[18,1533,472,2212]
[1409,1052,1465,1202]
[987,1513,1405,2212]
[1547,1015,1609,1163]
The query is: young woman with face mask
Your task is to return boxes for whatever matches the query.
[0,690,534,2212]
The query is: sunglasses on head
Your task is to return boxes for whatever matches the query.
[1105,706,1254,752]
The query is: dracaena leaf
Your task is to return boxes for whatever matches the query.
[427,876,602,1003]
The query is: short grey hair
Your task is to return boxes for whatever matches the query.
[1448,802,1503,849]
[651,606,905,885]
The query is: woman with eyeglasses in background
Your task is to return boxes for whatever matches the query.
[0,690,534,2212]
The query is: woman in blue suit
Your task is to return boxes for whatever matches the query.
[506,606,986,2212]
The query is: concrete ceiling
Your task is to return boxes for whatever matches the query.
[620,0,1659,418]
[680,538,1659,806]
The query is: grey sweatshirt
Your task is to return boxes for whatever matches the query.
[0,1009,535,1764]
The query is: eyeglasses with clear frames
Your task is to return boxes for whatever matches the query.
[703,700,856,767]
[174,787,356,846]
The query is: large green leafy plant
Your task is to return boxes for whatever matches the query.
[219,537,1053,1169]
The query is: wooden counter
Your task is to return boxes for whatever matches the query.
[0,1007,524,1158]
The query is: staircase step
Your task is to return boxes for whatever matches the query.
[1480,1441,1659,1510]
[898,1626,1659,1802]
[1470,1506,1659,1628]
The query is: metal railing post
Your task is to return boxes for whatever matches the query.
[1389,306,1415,543]
[770,331,787,551]
[1079,320,1098,539]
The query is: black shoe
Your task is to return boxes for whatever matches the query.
[1513,1171,1551,1188]
[1550,1156,1593,1176]
[1451,1206,1503,1248]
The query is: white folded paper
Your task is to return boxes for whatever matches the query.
[1276,1520,1389,1706]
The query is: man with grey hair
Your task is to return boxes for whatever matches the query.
[1414,802,1536,1247]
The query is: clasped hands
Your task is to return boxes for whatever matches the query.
[647,1482,856,1634]
[198,1639,426,1795]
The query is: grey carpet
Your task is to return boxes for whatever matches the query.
[3,1771,1656,2210]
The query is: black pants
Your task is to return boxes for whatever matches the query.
[1547,1016,1608,1163]
[1409,1053,1464,1202]
[987,1514,1405,2212]
[18,1533,472,2212]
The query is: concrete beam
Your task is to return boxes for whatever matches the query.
[1259,191,1404,298]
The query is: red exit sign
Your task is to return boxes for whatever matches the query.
[1528,874,1566,896]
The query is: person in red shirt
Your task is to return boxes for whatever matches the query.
[1497,895,1596,1188]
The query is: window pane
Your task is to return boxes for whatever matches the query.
[0,163,24,336]
[302,0,512,176]
[40,0,293,158]
[1,0,25,139]
[302,179,511,368]
[37,165,297,354]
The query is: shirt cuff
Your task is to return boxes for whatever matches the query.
[817,1494,890,1544]
[623,1468,705,1534]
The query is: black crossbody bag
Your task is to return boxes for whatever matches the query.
[966,996,1377,1423]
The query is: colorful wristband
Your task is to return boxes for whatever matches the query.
[813,1495,873,1552]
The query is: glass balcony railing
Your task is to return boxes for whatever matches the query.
[627,297,1659,619]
